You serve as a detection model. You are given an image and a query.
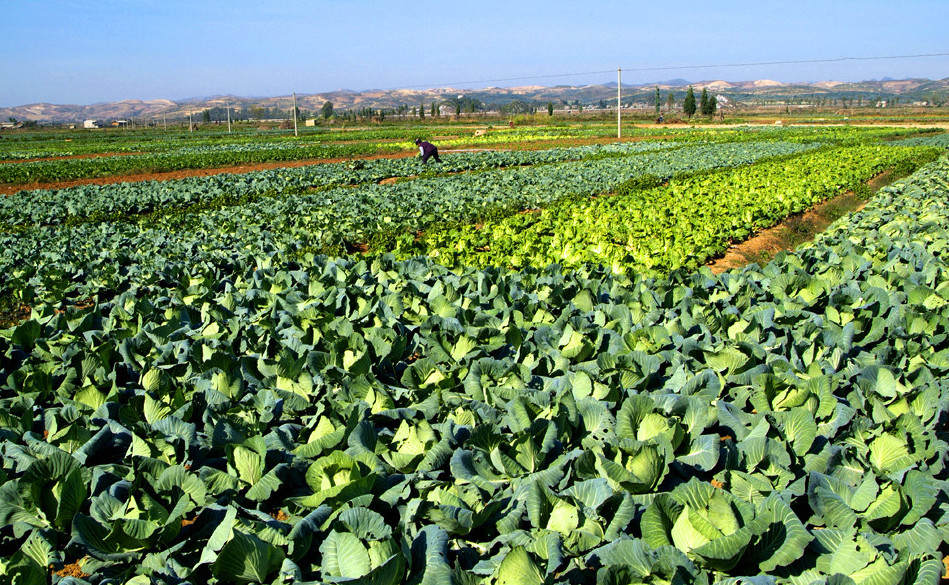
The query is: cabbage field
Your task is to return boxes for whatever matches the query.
[1,125,948,585]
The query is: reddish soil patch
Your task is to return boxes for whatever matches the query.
[706,171,893,274]
[706,195,866,274]
[53,560,90,579]
[1,303,31,327]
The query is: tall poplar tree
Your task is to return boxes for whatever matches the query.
[699,87,709,116]
[683,86,696,120]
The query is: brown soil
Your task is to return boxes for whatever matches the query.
[706,171,894,273]
[53,560,90,579]
[0,303,31,328]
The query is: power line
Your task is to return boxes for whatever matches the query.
[396,69,615,90]
[625,52,949,73]
[392,52,949,91]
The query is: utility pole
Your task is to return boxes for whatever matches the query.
[617,68,622,139]
[226,102,232,133]
[292,92,298,137]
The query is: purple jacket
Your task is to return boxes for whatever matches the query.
[417,141,437,157]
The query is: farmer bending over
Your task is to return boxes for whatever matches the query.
[415,138,441,164]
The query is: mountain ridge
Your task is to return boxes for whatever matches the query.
[3,77,947,123]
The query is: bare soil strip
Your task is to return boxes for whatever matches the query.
[706,171,895,273]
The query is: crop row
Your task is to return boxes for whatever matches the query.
[1,154,947,583]
[0,141,677,229]
[0,141,819,305]
[0,125,637,160]
[0,126,621,178]
[892,133,949,148]
[0,127,444,160]
[0,124,926,161]
[1,125,933,184]
[406,145,944,275]
[0,141,401,185]
[224,140,818,253]
[653,125,932,146]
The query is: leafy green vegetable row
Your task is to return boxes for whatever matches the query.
[0,127,424,159]
[1,124,929,184]
[0,126,633,182]
[0,141,676,228]
[0,141,403,185]
[0,141,818,303]
[405,145,944,275]
[891,133,949,148]
[0,151,947,584]
[0,124,645,162]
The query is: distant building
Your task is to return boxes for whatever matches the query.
[83,119,101,129]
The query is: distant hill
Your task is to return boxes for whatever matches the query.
[1,99,180,125]
[2,78,947,124]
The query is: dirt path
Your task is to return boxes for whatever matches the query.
[706,171,894,273]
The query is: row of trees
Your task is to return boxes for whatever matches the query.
[188,89,722,126]
[189,88,725,126]
[679,86,718,120]
[180,85,947,128]
[191,88,725,125]
[754,95,945,108]
[194,105,319,123]
[649,86,719,120]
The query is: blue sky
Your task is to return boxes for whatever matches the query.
[2,0,947,107]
